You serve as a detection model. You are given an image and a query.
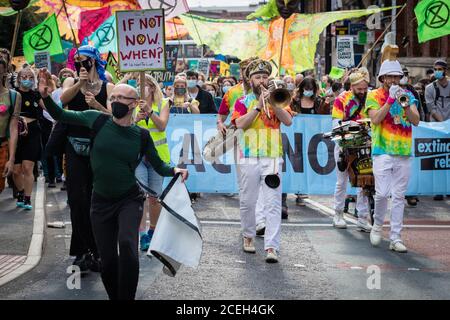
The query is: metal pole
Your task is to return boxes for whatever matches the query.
[10,11,23,57]
[392,0,397,45]
[325,1,332,74]
[278,19,287,76]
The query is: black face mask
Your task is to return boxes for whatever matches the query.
[174,88,186,96]
[75,59,93,75]
[111,102,131,119]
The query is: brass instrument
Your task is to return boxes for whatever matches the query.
[261,80,292,119]
[396,89,410,108]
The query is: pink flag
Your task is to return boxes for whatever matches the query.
[78,7,112,44]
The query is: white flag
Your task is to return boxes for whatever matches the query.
[139,0,189,19]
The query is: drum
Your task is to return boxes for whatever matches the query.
[345,145,374,188]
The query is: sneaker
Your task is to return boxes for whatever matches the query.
[370,223,383,246]
[256,223,265,237]
[296,197,306,206]
[434,195,444,201]
[333,210,347,229]
[86,253,102,272]
[48,181,56,188]
[140,233,150,252]
[23,200,32,211]
[406,197,417,207]
[60,182,67,191]
[356,218,372,233]
[56,177,63,183]
[389,240,408,253]
[243,237,256,253]
[16,192,24,207]
[72,255,89,275]
[147,229,154,242]
[281,206,288,219]
[265,249,278,263]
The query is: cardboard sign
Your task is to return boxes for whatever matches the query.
[336,36,354,68]
[197,59,210,79]
[116,9,166,72]
[34,51,51,71]
[149,44,179,85]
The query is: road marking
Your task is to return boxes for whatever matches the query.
[200,220,335,227]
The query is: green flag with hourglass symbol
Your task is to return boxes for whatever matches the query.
[415,0,450,43]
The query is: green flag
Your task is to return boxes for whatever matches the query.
[329,67,346,80]
[415,0,450,43]
[106,52,122,84]
[247,0,279,20]
[23,14,63,63]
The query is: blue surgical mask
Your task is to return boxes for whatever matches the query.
[287,83,295,91]
[223,85,231,94]
[303,90,314,97]
[434,71,444,80]
[21,79,34,89]
[187,80,197,88]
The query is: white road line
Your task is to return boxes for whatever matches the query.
[200,220,335,227]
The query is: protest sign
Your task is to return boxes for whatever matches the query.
[197,59,210,79]
[34,51,51,71]
[149,44,179,85]
[116,9,166,72]
[336,36,354,68]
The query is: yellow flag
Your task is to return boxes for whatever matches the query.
[220,61,230,76]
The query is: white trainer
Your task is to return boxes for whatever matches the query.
[256,222,266,237]
[370,223,383,246]
[356,218,372,233]
[333,210,347,229]
[265,249,278,263]
[243,237,256,253]
[390,240,408,253]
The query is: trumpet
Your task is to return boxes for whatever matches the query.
[396,89,410,108]
[261,80,292,119]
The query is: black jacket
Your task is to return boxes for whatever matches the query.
[192,86,217,114]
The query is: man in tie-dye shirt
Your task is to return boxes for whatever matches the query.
[364,60,420,253]
[231,59,292,264]
[331,67,372,232]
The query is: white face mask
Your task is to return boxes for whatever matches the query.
[197,80,204,87]
[208,90,216,97]
[399,76,408,85]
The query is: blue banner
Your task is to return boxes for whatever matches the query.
[164,115,450,195]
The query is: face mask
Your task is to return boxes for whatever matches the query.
[321,82,326,89]
[111,101,131,119]
[187,80,197,88]
[75,59,93,75]
[174,87,186,96]
[21,79,34,89]
[434,71,444,80]
[303,90,314,97]
[287,83,295,91]
[208,90,216,97]
[223,86,231,94]
[197,80,204,87]
[60,77,67,84]
[399,77,408,85]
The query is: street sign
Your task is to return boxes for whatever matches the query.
[116,9,166,72]
[336,36,354,68]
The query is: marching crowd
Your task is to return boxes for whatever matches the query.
[0,44,448,299]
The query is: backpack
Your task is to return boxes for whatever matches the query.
[432,80,450,108]
[90,113,150,161]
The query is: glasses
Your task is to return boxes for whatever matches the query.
[109,95,137,103]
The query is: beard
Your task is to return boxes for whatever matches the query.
[251,82,267,98]
[355,92,366,102]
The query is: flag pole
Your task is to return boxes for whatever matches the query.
[278,18,287,76]
[357,4,407,68]
[10,10,23,57]
[61,0,79,49]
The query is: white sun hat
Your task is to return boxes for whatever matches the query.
[378,60,404,82]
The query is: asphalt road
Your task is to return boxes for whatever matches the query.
[1,187,450,300]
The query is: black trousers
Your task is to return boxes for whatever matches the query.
[40,119,56,181]
[90,187,144,300]
[65,143,97,257]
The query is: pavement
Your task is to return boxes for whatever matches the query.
[0,183,450,300]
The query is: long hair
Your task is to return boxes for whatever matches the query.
[144,74,163,106]
[291,77,319,113]
[16,67,37,90]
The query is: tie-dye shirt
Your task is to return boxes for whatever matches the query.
[332,90,367,121]
[364,87,417,156]
[231,93,292,158]
[218,83,244,116]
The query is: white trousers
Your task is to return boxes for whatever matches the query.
[238,157,282,251]
[373,154,412,241]
[333,145,369,218]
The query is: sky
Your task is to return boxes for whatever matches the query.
[186,0,260,7]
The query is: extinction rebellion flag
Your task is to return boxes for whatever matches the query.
[415,0,450,43]
[23,14,64,64]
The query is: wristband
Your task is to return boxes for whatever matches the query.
[386,96,396,105]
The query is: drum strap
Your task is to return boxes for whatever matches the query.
[344,99,365,122]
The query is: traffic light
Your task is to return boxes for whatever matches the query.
[8,0,30,11]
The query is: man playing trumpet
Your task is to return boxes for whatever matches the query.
[232,59,293,263]
[364,59,420,253]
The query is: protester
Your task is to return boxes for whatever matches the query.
[164,85,174,98]
[135,74,171,252]
[283,75,296,93]
[59,45,114,273]
[331,67,372,232]
[39,73,188,300]
[291,77,328,114]
[425,59,449,201]
[295,73,304,87]
[12,68,44,210]
[168,76,200,114]
[221,78,234,97]
[204,81,222,111]
[0,57,21,195]
[232,59,293,263]
[186,70,216,113]
[365,59,420,253]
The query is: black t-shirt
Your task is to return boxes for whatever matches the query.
[18,89,42,120]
